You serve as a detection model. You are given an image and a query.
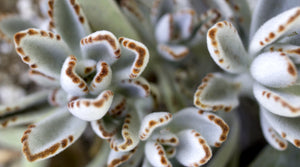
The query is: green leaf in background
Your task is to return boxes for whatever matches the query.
[250,145,300,167]
[77,0,140,40]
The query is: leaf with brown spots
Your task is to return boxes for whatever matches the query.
[21,109,87,162]
[67,90,114,121]
[250,52,297,88]
[261,106,300,149]
[49,0,91,56]
[169,107,229,147]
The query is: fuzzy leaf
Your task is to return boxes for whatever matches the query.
[113,37,149,81]
[60,56,89,96]
[157,44,189,61]
[260,109,288,150]
[207,21,249,73]
[194,73,240,112]
[0,14,36,40]
[110,110,140,152]
[107,95,127,117]
[67,90,113,121]
[249,0,300,39]
[250,52,297,88]
[145,141,172,167]
[151,130,179,147]
[249,7,300,56]
[117,77,150,98]
[107,147,137,167]
[77,0,140,40]
[155,14,173,43]
[0,107,55,129]
[0,90,49,117]
[91,116,119,139]
[253,82,300,117]
[14,28,69,79]
[89,61,112,95]
[261,107,300,149]
[21,109,87,162]
[265,43,300,63]
[169,107,229,147]
[176,129,212,166]
[80,30,121,64]
[139,112,173,141]
[49,0,91,56]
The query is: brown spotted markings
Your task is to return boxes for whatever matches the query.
[108,147,137,167]
[119,37,148,78]
[139,113,172,140]
[194,73,233,112]
[159,44,189,60]
[21,124,75,161]
[261,90,300,113]
[81,33,120,58]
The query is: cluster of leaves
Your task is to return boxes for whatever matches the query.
[0,0,300,167]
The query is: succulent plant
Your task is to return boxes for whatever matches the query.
[199,0,300,152]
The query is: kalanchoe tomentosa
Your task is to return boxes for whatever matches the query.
[197,0,300,151]
[3,0,151,163]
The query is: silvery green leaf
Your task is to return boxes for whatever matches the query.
[169,107,229,147]
[80,30,121,65]
[249,0,300,39]
[139,112,172,141]
[107,94,127,117]
[264,44,300,63]
[250,52,297,88]
[14,28,69,80]
[176,129,212,166]
[145,140,172,167]
[0,107,55,129]
[0,127,26,149]
[0,14,36,40]
[48,89,68,107]
[207,111,240,167]
[203,0,234,20]
[194,73,240,112]
[249,7,300,56]
[260,109,288,150]
[60,56,89,96]
[173,9,196,40]
[157,44,189,61]
[107,147,137,167]
[86,141,110,167]
[28,70,60,87]
[21,109,87,161]
[253,82,300,117]
[49,0,91,57]
[117,77,150,98]
[113,37,150,81]
[91,116,119,139]
[121,143,144,167]
[74,59,97,77]
[192,9,221,44]
[89,61,112,95]
[0,90,49,117]
[261,107,300,148]
[155,14,173,43]
[77,0,140,40]
[250,145,300,167]
[207,21,249,73]
[151,130,179,147]
[67,90,114,121]
[110,109,140,152]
